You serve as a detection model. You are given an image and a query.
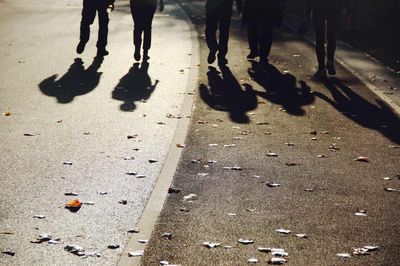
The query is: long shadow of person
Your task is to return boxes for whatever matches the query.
[39,56,104,103]
[199,66,257,124]
[314,77,400,144]
[248,61,315,116]
[112,62,158,112]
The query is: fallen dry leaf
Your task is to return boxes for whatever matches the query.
[65,199,82,210]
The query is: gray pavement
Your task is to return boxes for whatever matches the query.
[0,0,195,265]
[140,1,400,265]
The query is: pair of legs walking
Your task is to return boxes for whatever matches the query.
[77,0,110,56]
[313,12,339,78]
[205,7,233,65]
[130,4,157,62]
[247,18,274,66]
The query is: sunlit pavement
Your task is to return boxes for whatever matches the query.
[0,0,195,265]
[139,0,400,265]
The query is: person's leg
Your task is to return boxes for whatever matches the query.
[77,0,96,54]
[217,7,233,64]
[326,14,339,75]
[96,2,110,55]
[142,4,157,60]
[312,12,327,78]
[205,10,219,63]
[247,18,259,59]
[131,4,145,61]
[259,21,274,65]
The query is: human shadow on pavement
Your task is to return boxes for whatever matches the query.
[112,62,158,112]
[248,61,314,116]
[200,66,257,124]
[314,77,400,145]
[39,56,104,103]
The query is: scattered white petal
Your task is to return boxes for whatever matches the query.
[248,257,258,263]
[128,250,144,257]
[364,245,379,251]
[224,144,236,148]
[354,156,369,162]
[353,248,370,256]
[203,242,221,248]
[223,166,242,171]
[238,239,254,245]
[276,228,291,234]
[336,253,351,258]
[183,194,198,201]
[197,172,209,177]
[272,250,289,257]
[268,257,287,264]
[267,183,281,188]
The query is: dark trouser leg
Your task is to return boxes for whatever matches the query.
[80,0,96,44]
[205,11,219,53]
[218,11,232,58]
[313,13,326,68]
[259,22,274,61]
[326,15,339,62]
[97,4,109,50]
[142,5,157,52]
[131,4,145,50]
[247,19,259,54]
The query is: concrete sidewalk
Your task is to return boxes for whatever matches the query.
[139,0,400,265]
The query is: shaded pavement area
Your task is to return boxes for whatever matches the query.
[141,0,400,265]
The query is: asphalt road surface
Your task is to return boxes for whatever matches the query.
[140,1,400,265]
[0,0,195,265]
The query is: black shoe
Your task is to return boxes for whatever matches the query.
[134,48,141,61]
[207,50,217,64]
[247,51,258,59]
[97,49,109,56]
[314,67,327,80]
[76,41,85,54]
[326,60,336,75]
[218,56,228,66]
